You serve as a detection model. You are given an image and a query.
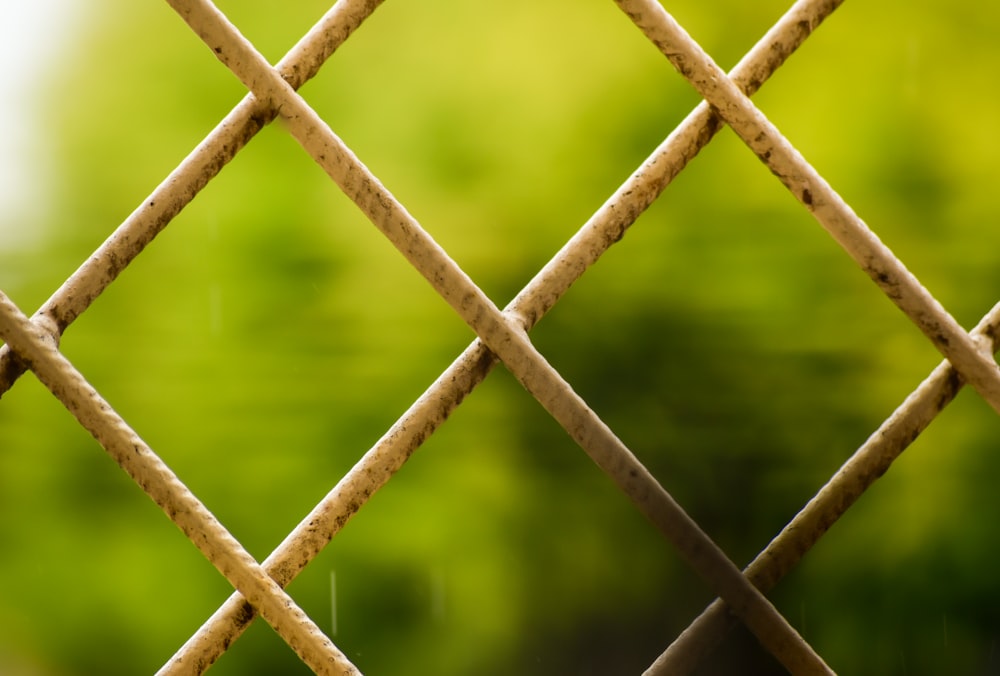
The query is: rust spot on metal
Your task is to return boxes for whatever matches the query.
[936,368,964,409]
[234,600,255,627]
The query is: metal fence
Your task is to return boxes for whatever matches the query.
[1,0,997,673]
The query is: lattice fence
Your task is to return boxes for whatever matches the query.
[2,0,999,673]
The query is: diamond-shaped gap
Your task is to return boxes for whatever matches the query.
[59,98,480,595]
[212,0,339,66]
[528,123,885,548]
[248,362,688,676]
[299,0,699,304]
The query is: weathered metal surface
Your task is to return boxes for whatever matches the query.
[1,0,994,673]
[163,0,838,672]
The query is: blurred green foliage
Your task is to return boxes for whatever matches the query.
[2,0,1000,674]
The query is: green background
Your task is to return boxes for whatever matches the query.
[2,0,1000,673]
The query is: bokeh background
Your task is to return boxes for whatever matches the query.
[2,0,1000,673]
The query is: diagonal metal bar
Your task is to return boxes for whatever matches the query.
[159,0,842,675]
[157,344,493,675]
[0,292,361,676]
[164,0,834,672]
[4,0,990,671]
[668,303,1000,671]
[614,0,1000,417]
[0,0,385,399]
[508,0,844,328]
[649,301,1000,675]
[160,0,846,672]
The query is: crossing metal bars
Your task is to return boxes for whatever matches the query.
[0,0,995,673]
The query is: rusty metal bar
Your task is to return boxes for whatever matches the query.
[163,0,834,672]
[160,0,846,671]
[649,301,1000,674]
[0,291,362,676]
[614,0,1000,416]
[0,0,385,399]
